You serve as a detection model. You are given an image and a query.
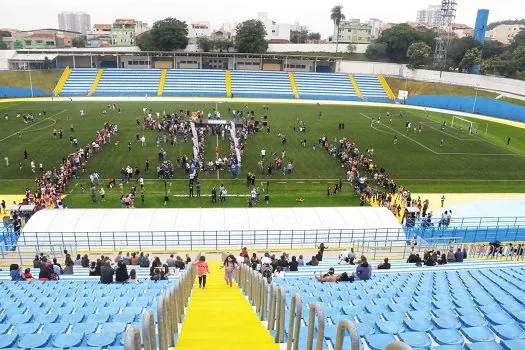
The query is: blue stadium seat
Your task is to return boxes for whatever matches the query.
[376,320,405,334]
[71,322,98,334]
[431,329,464,345]
[465,341,503,350]
[382,312,408,321]
[430,346,464,350]
[404,318,434,332]
[434,316,461,329]
[0,334,17,349]
[501,339,525,350]
[18,333,51,348]
[86,314,110,324]
[110,314,136,324]
[509,311,525,323]
[86,332,117,348]
[12,322,40,335]
[34,313,59,324]
[491,323,525,340]
[0,324,11,334]
[460,314,487,327]
[356,322,376,337]
[365,334,396,350]
[53,333,84,348]
[462,326,495,342]
[398,332,432,348]
[486,312,515,325]
[42,322,69,335]
[60,313,84,324]
[9,313,32,324]
[100,322,127,333]
[358,314,380,323]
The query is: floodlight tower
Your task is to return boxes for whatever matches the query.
[433,0,458,71]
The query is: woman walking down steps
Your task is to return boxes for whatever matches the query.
[176,260,278,350]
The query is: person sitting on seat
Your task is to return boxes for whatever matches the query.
[355,256,372,280]
[377,258,391,270]
[115,261,129,282]
[454,248,464,262]
[425,255,436,266]
[437,253,448,265]
[315,271,354,282]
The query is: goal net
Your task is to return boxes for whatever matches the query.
[450,116,479,134]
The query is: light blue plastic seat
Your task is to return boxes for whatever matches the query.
[356,322,376,337]
[9,313,32,324]
[382,312,408,321]
[18,333,51,348]
[86,314,110,324]
[70,347,102,350]
[0,324,11,334]
[358,313,380,323]
[86,332,117,347]
[431,329,464,345]
[460,314,487,327]
[388,303,411,313]
[52,333,84,348]
[110,314,136,323]
[0,334,17,349]
[492,323,525,340]
[434,316,461,329]
[486,312,515,325]
[398,331,432,348]
[501,339,525,350]
[330,315,355,326]
[465,341,503,350]
[12,323,41,335]
[456,308,479,316]
[462,326,495,342]
[376,320,405,334]
[509,311,525,323]
[365,334,396,350]
[100,322,127,333]
[342,306,364,316]
[42,323,69,335]
[72,322,99,334]
[121,307,143,316]
[404,319,434,332]
[408,311,431,320]
[34,313,59,324]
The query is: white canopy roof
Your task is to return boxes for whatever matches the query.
[24,207,401,233]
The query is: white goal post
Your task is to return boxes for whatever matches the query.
[450,115,479,134]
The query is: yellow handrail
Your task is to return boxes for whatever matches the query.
[53,66,71,96]
[288,71,299,99]
[88,69,104,96]
[349,73,363,99]
[157,69,167,96]
[378,74,396,100]
[225,70,232,98]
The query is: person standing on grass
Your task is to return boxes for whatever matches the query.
[192,255,210,289]
[221,254,239,288]
[507,137,511,145]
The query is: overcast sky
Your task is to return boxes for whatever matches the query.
[1,0,523,36]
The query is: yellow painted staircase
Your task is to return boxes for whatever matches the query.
[88,69,104,96]
[349,73,363,99]
[53,66,71,97]
[176,261,278,350]
[378,74,396,100]
[288,71,299,98]
[157,69,167,96]
[225,70,232,98]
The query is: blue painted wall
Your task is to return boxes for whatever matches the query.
[407,95,525,123]
[0,86,51,98]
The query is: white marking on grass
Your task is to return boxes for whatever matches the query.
[277,181,287,184]
[24,118,57,132]
[296,181,304,184]
[495,95,503,100]
[0,102,23,110]
[0,110,67,142]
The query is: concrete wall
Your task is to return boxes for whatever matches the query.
[0,50,16,70]
[268,43,368,53]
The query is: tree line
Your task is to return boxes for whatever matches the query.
[365,23,525,80]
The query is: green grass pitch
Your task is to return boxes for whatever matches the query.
[0,100,524,209]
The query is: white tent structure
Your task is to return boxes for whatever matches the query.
[20,207,404,251]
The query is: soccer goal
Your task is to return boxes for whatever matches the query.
[451,116,480,135]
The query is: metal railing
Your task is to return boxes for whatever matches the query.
[11,216,525,253]
[235,262,413,349]
[124,266,195,350]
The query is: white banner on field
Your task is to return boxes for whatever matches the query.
[230,121,241,164]
[190,122,199,160]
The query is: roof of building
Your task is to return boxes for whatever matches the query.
[18,28,82,35]
[93,24,111,30]
[268,39,291,44]
[10,53,58,61]
[23,207,402,233]
[452,23,473,30]
[114,19,136,25]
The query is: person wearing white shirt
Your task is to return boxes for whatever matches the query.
[260,253,272,265]
[339,249,349,264]
[261,148,266,160]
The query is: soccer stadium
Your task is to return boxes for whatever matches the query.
[1,1,525,350]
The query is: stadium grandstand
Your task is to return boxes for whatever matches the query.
[1,7,525,350]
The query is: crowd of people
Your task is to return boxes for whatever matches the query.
[407,247,467,266]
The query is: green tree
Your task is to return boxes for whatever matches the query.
[459,47,482,72]
[481,40,505,59]
[330,4,346,53]
[415,28,438,50]
[510,29,525,49]
[197,37,213,52]
[235,20,268,53]
[447,37,481,70]
[290,30,308,44]
[407,42,432,69]
[215,38,234,52]
[136,31,156,51]
[150,17,188,51]
[308,32,321,41]
[377,23,420,63]
[365,42,387,60]
[72,36,87,48]
[512,46,525,71]
[487,19,525,31]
